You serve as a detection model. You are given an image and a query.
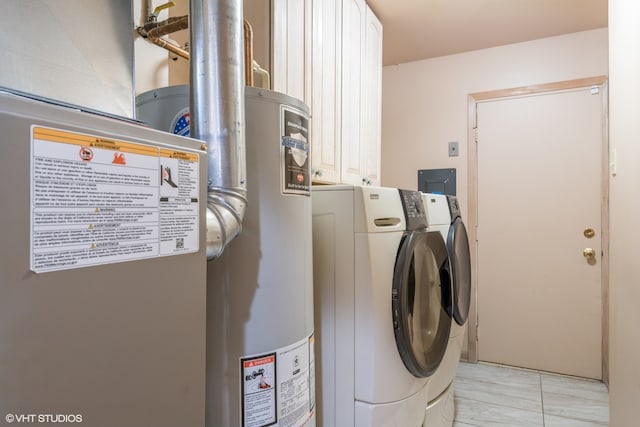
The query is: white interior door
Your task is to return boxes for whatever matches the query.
[476,87,604,379]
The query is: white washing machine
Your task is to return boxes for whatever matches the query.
[312,185,452,427]
[421,193,471,427]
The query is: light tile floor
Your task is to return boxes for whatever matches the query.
[453,362,609,427]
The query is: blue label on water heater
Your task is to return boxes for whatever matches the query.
[171,108,190,137]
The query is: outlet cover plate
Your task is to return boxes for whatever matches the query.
[448,141,459,157]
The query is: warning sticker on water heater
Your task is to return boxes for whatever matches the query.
[281,108,310,196]
[30,126,200,273]
[240,333,316,427]
[241,353,277,427]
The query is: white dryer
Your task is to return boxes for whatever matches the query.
[312,186,452,427]
[421,193,471,427]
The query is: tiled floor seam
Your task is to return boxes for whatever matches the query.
[544,412,609,426]
[540,373,546,427]
[456,375,540,388]
[542,390,609,404]
[455,393,544,417]
[543,414,609,426]
[453,422,484,427]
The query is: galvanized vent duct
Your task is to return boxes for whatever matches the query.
[190,0,247,259]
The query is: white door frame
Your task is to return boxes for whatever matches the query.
[466,76,610,384]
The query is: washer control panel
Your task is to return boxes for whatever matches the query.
[399,189,428,230]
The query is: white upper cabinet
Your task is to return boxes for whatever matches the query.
[340,0,367,186]
[310,0,342,183]
[272,0,313,104]
[339,0,382,186]
[361,5,382,186]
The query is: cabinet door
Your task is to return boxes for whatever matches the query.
[310,0,342,183]
[272,0,312,104]
[361,6,382,186]
[340,0,366,185]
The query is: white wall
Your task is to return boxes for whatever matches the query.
[167,0,189,86]
[608,1,640,424]
[133,0,170,95]
[380,28,608,220]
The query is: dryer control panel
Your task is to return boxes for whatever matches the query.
[399,189,428,230]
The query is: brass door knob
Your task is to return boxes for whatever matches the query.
[583,248,596,259]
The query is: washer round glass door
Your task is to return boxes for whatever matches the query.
[447,218,471,325]
[392,230,452,378]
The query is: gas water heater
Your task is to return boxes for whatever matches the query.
[137,85,316,427]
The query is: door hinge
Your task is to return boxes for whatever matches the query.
[474,127,478,143]
[476,323,479,341]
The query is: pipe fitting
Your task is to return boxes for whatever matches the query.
[205,190,247,259]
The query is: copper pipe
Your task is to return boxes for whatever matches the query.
[137,15,189,60]
[138,15,257,86]
[150,37,189,60]
[243,20,254,86]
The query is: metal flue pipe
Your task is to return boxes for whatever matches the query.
[190,0,247,259]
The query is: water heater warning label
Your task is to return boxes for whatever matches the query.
[241,353,277,427]
[240,333,316,427]
[30,126,200,273]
